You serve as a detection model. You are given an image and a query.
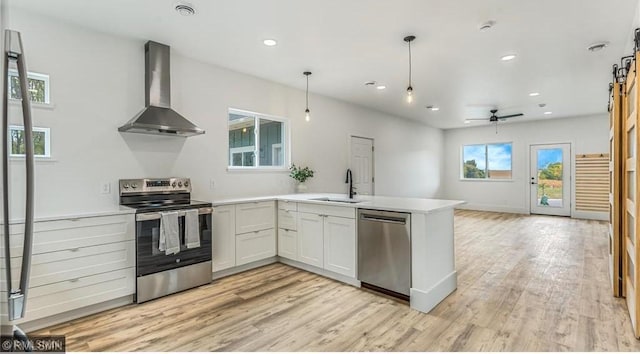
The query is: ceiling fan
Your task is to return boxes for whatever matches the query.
[465,109,524,133]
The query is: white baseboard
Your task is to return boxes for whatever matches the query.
[212,257,278,280]
[410,271,457,313]
[278,258,361,287]
[455,203,529,215]
[572,210,608,221]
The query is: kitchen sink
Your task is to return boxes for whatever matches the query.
[310,197,362,204]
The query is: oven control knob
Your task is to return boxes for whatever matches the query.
[131,183,138,189]
[123,183,130,189]
[176,259,180,263]
[178,181,183,187]
[172,182,177,188]
[184,181,190,187]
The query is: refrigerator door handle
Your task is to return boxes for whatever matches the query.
[3,29,35,321]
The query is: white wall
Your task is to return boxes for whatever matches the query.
[4,8,443,218]
[442,114,609,218]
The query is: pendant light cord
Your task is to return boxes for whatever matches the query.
[408,40,412,88]
[306,75,309,110]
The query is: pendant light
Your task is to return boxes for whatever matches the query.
[404,35,416,103]
[303,71,312,121]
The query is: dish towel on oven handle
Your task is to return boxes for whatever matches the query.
[185,209,200,248]
[160,211,180,255]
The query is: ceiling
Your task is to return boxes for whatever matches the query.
[9,0,640,129]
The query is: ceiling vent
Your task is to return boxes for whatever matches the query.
[175,3,196,16]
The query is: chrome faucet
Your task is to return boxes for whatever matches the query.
[345,169,356,199]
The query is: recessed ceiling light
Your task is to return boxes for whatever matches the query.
[587,42,609,52]
[263,39,277,46]
[538,103,547,108]
[175,3,196,16]
[376,85,386,90]
[364,81,377,86]
[464,120,471,124]
[501,54,517,61]
[426,105,440,111]
[544,111,553,115]
[529,92,540,97]
[479,21,496,32]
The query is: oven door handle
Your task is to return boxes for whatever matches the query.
[136,207,213,222]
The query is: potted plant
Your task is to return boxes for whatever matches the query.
[290,164,314,193]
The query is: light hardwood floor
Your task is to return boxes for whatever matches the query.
[35,210,640,351]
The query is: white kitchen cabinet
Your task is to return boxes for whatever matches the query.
[212,205,236,272]
[278,200,297,212]
[212,201,277,273]
[235,201,275,234]
[0,213,135,325]
[278,228,298,261]
[297,212,324,268]
[236,229,276,266]
[278,209,297,231]
[323,216,356,277]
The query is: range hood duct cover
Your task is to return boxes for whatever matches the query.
[118,41,204,137]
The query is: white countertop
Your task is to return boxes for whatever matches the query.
[5,206,136,225]
[213,193,465,214]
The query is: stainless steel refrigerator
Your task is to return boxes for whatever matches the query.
[2,28,35,340]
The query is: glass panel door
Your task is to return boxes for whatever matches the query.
[530,143,571,216]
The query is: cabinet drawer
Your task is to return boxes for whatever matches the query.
[298,203,355,219]
[3,214,134,256]
[1,268,135,324]
[278,209,297,231]
[1,241,135,290]
[278,200,298,211]
[236,229,276,266]
[235,202,276,234]
[278,229,297,261]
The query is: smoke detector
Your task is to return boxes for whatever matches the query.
[175,3,196,16]
[587,42,609,52]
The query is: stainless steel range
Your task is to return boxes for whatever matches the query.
[119,178,212,303]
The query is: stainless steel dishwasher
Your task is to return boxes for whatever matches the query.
[357,209,411,298]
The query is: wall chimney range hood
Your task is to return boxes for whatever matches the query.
[119,41,204,137]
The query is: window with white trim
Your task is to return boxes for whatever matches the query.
[9,125,51,158]
[228,109,288,169]
[462,142,512,179]
[8,70,50,104]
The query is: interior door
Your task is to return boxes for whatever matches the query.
[610,79,623,297]
[350,136,374,195]
[623,54,640,338]
[530,143,571,216]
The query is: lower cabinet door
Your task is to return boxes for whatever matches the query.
[297,213,324,268]
[236,229,276,266]
[278,228,298,261]
[212,205,236,272]
[323,216,356,277]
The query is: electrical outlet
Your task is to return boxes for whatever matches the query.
[209,179,215,190]
[100,181,111,195]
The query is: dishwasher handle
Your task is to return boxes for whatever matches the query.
[360,214,408,225]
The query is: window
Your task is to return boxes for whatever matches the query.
[228,109,288,169]
[9,125,51,158]
[8,70,50,104]
[462,142,512,179]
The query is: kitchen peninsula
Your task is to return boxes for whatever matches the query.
[211,193,465,314]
